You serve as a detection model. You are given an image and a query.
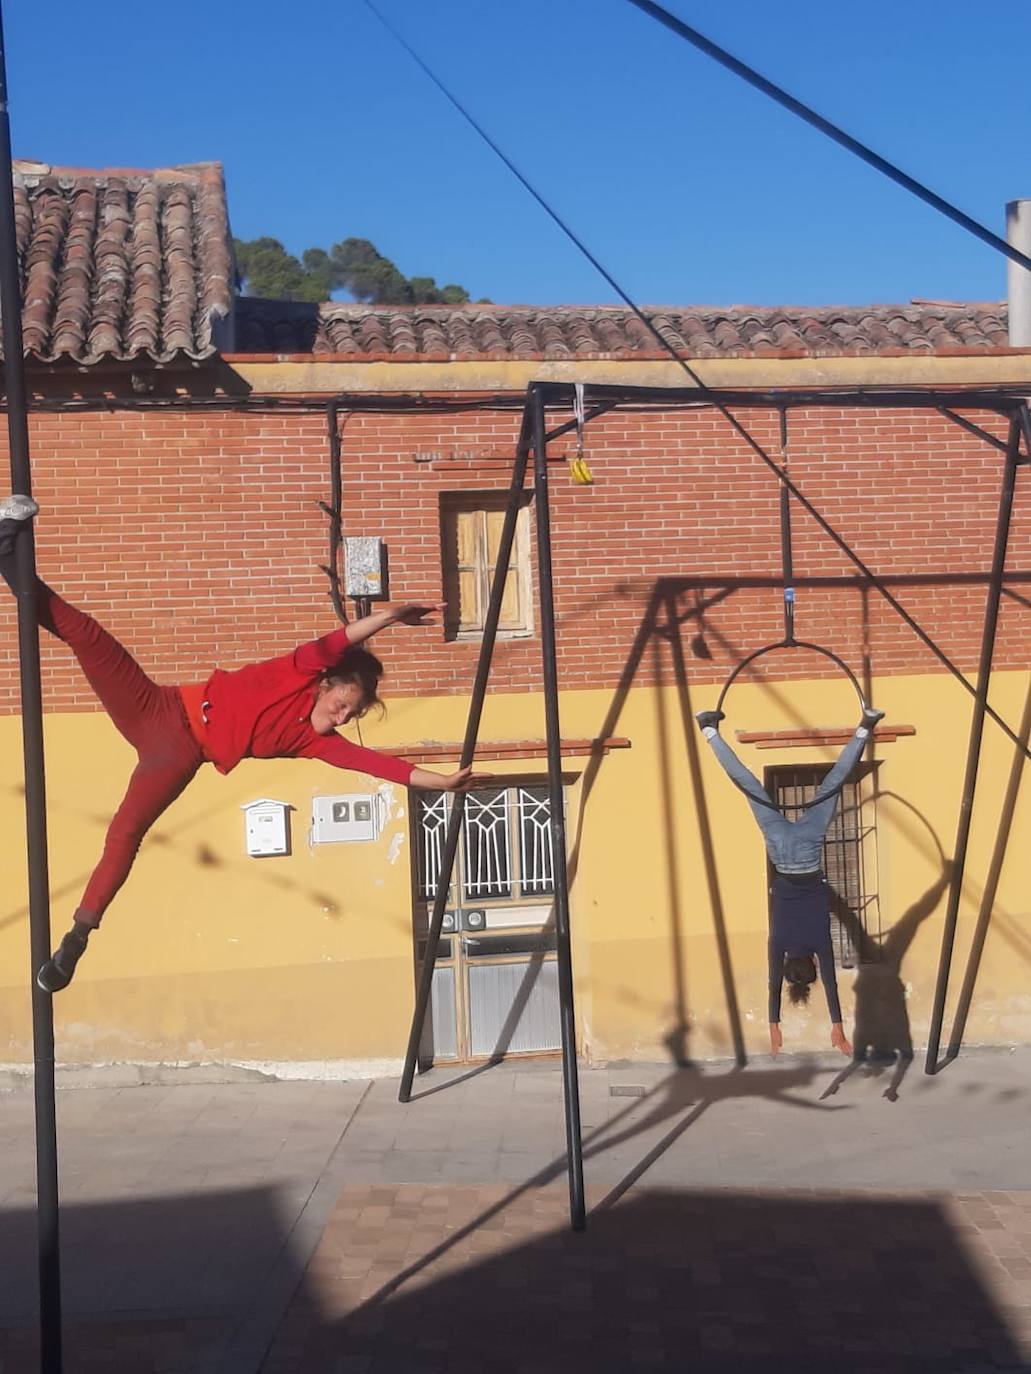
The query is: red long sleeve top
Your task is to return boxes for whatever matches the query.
[179,626,415,786]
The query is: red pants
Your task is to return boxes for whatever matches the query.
[36,585,204,926]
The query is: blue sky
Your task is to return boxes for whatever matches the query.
[8,1,1031,307]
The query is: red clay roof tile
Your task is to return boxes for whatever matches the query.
[10,160,233,364]
[234,299,1014,363]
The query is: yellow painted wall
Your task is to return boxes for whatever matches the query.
[1,669,1029,1068]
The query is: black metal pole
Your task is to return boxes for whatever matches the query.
[924,419,1021,1073]
[530,384,586,1232]
[0,9,63,1371]
[398,410,532,1102]
[945,676,1031,1065]
[318,399,349,626]
[778,410,795,646]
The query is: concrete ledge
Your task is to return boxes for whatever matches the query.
[0,1056,405,1090]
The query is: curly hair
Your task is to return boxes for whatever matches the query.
[784,953,817,1006]
[321,646,385,717]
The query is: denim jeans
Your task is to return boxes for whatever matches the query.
[706,727,868,873]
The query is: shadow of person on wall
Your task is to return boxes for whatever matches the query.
[821,862,953,1103]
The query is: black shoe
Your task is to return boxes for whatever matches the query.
[37,925,90,993]
[695,709,725,731]
[862,707,885,729]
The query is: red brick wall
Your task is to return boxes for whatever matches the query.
[1,399,1028,716]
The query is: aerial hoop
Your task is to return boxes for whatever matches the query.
[714,639,868,814]
[716,638,867,716]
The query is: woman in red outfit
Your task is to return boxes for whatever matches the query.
[0,499,484,992]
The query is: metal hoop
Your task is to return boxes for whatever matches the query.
[714,640,868,814]
[716,638,867,716]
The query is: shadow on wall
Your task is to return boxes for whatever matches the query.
[944,671,1031,1066]
[561,579,750,1071]
[824,863,953,1102]
[0,783,358,937]
[562,569,1029,1075]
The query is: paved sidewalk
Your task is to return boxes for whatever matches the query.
[0,1047,1029,1372]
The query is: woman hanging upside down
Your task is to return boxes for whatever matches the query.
[0,499,488,993]
[694,701,884,1058]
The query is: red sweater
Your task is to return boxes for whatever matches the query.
[181,626,415,785]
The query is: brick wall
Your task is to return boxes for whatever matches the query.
[1,399,1028,716]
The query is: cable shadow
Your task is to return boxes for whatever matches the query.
[594,1055,847,1210]
[358,1057,845,1313]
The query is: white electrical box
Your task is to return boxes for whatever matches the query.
[312,794,381,844]
[241,799,292,857]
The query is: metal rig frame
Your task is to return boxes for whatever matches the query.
[3,352,1027,1350]
[398,379,1029,1233]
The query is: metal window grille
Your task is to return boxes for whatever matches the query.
[462,789,512,899]
[766,764,878,968]
[416,791,452,901]
[414,785,555,901]
[517,786,555,895]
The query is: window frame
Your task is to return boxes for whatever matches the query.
[439,491,534,642]
[763,760,881,969]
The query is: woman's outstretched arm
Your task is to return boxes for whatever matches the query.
[410,764,488,792]
[816,946,853,1055]
[769,934,785,1054]
[345,602,446,646]
[293,603,446,674]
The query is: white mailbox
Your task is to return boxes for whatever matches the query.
[241,799,292,857]
[312,794,380,844]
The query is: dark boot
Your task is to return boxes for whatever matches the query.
[37,923,91,993]
[695,709,725,732]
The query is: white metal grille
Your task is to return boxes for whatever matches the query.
[416,792,451,900]
[462,789,512,899]
[517,787,555,894]
[415,785,557,901]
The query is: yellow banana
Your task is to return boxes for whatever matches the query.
[569,455,594,486]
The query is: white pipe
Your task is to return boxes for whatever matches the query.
[1006,200,1031,346]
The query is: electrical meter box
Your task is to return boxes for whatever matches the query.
[312,794,381,844]
[344,537,385,598]
[241,799,291,857]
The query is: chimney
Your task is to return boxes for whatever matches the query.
[1006,200,1031,346]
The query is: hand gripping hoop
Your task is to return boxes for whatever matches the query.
[715,639,868,812]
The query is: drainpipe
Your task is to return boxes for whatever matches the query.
[1006,200,1031,345]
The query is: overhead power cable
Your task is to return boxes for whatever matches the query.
[361,0,1030,762]
[625,0,1031,275]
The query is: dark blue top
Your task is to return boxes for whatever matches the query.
[768,873,842,1024]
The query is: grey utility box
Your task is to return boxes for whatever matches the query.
[344,537,385,598]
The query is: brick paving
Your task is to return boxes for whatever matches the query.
[261,1184,1031,1374]
[0,1052,1029,1372]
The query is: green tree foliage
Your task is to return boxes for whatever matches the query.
[234,234,483,304]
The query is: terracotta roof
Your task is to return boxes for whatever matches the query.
[233,299,1012,360]
[10,160,234,364]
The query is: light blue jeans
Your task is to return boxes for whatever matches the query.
[706,726,868,873]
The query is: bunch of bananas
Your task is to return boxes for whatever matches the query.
[569,453,594,485]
